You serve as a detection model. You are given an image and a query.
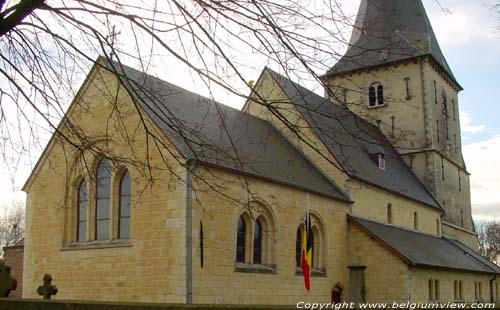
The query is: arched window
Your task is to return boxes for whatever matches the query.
[77,180,87,242]
[377,84,384,105]
[295,213,326,272]
[311,226,318,268]
[369,86,376,107]
[236,216,246,263]
[295,226,302,267]
[369,82,384,107]
[253,219,263,264]
[118,170,131,239]
[96,159,111,240]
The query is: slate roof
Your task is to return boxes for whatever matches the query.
[266,68,441,210]
[325,0,461,89]
[349,215,500,274]
[104,59,350,202]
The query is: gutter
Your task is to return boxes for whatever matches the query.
[186,159,195,304]
[490,275,497,303]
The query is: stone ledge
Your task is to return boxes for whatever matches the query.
[61,240,132,251]
[294,267,327,277]
[234,262,277,274]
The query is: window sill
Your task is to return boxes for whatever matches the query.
[234,262,277,274]
[295,267,327,277]
[367,103,387,109]
[61,239,132,251]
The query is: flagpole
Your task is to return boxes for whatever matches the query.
[306,193,311,304]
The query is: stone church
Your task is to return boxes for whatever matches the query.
[22,0,500,305]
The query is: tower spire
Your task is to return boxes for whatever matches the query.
[328,0,460,89]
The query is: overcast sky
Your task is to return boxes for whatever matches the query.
[0,0,499,221]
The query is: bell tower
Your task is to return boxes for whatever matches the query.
[324,0,475,239]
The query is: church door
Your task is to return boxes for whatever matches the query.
[332,286,342,303]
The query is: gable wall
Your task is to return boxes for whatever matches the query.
[23,65,188,302]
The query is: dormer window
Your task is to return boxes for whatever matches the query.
[369,82,384,107]
[378,154,386,170]
[368,144,386,170]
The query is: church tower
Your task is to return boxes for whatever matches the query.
[324,0,475,241]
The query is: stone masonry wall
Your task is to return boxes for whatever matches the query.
[3,246,24,297]
[23,63,188,303]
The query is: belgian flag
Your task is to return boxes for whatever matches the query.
[301,211,313,291]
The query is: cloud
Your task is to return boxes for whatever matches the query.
[463,135,500,220]
[426,0,500,47]
[471,203,500,222]
[460,111,486,133]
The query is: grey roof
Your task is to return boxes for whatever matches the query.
[350,215,500,274]
[326,0,461,88]
[266,68,441,209]
[104,58,349,201]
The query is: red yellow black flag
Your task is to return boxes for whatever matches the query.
[301,211,313,291]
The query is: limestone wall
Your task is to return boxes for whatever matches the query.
[347,179,441,236]
[347,222,410,303]
[190,166,351,304]
[326,61,427,152]
[410,267,497,303]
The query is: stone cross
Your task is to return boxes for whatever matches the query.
[37,274,58,299]
[0,261,17,297]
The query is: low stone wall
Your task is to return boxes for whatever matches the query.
[0,298,295,310]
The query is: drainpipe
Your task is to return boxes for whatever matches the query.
[490,274,497,303]
[186,159,195,304]
[407,267,412,302]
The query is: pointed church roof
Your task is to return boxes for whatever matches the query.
[326,0,461,89]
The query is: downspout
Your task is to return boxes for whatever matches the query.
[407,267,412,302]
[186,159,195,304]
[490,274,497,303]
